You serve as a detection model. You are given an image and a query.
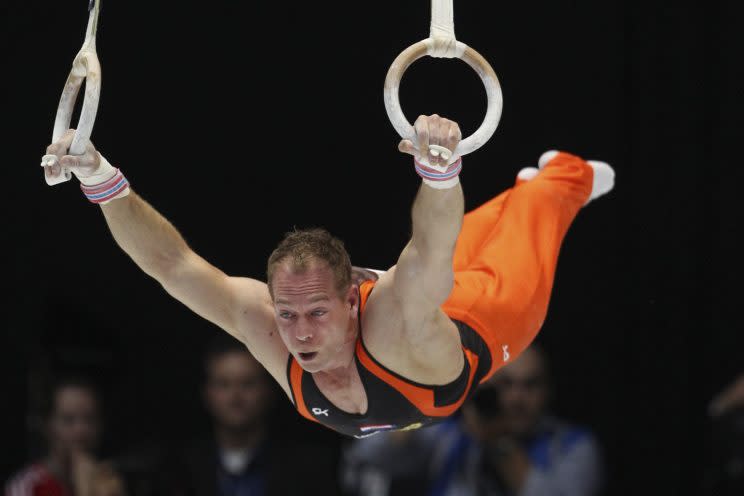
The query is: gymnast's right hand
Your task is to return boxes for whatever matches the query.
[42,128,102,183]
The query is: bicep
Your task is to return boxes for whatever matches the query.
[159,251,291,397]
[160,252,285,349]
[392,240,455,314]
[158,250,257,329]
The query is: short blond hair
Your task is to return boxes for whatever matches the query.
[266,228,352,298]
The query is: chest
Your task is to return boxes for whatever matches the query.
[295,351,444,438]
[312,365,368,415]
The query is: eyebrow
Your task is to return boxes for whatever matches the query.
[275,295,330,306]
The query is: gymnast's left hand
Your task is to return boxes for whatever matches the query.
[398,114,462,167]
[43,129,103,180]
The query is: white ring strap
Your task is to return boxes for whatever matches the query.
[429,0,462,58]
[383,0,502,158]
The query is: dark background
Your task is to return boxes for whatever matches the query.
[3,0,743,494]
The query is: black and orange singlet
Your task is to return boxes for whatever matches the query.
[286,280,492,438]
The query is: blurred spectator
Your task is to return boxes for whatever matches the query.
[702,374,744,495]
[341,429,437,496]
[159,333,341,496]
[341,344,603,496]
[709,374,744,418]
[4,377,127,496]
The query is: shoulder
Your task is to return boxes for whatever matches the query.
[228,278,292,399]
[359,270,464,385]
[230,278,280,349]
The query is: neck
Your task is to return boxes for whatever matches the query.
[315,318,360,384]
[215,423,265,452]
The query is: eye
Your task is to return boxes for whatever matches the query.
[279,311,294,320]
[311,310,327,317]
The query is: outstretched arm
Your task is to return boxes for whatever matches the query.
[43,131,287,377]
[390,115,464,365]
[99,192,269,334]
[394,178,463,309]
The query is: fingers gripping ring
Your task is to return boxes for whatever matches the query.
[384,40,503,158]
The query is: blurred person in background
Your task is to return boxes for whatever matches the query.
[4,377,127,496]
[426,344,603,496]
[709,374,744,418]
[159,333,341,496]
[341,429,437,496]
[341,344,603,496]
[702,374,744,495]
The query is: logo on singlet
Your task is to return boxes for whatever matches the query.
[354,424,397,439]
[400,422,423,432]
[312,407,329,417]
[502,344,510,362]
[354,432,381,439]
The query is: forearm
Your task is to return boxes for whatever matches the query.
[410,182,464,261]
[393,113,464,307]
[394,182,463,306]
[100,191,190,279]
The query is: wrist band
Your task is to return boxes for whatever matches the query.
[80,168,130,204]
[414,156,463,189]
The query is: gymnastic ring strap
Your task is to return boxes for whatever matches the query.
[383,0,503,159]
[46,0,103,185]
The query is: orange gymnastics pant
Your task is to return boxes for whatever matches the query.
[441,152,594,382]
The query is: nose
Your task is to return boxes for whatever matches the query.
[295,320,313,343]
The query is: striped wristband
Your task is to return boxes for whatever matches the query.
[414,157,463,189]
[80,168,131,204]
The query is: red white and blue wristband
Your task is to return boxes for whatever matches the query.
[80,168,130,204]
[414,156,463,189]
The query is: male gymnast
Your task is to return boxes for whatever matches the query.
[42,114,614,438]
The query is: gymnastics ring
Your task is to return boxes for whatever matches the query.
[384,0,503,161]
[41,0,102,185]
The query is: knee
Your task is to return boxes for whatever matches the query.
[534,151,594,205]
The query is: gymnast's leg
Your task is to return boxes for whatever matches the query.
[452,166,542,272]
[443,151,613,380]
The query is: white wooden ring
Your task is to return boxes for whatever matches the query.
[384,39,503,157]
[44,49,101,186]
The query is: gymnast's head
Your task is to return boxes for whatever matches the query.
[267,228,359,372]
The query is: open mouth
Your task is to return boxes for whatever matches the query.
[298,352,318,361]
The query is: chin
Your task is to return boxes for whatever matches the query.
[298,361,323,373]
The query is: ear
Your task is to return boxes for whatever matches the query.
[347,284,360,315]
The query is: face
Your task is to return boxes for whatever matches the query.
[205,351,271,429]
[492,347,549,437]
[271,261,358,373]
[47,386,100,457]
